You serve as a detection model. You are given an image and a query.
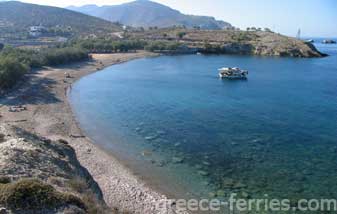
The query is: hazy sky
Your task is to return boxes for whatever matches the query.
[2,0,337,37]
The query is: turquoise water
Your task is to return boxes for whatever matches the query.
[70,43,337,203]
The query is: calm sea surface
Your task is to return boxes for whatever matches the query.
[70,41,337,202]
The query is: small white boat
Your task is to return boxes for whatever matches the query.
[218,67,248,79]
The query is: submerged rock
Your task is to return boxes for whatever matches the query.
[208,192,217,198]
[194,164,203,170]
[141,150,152,157]
[233,182,247,189]
[223,178,235,188]
[172,157,184,164]
[144,135,158,141]
[198,170,209,176]
[174,142,181,147]
[241,191,250,198]
[216,190,225,197]
[202,181,210,186]
[156,130,166,135]
[202,161,211,166]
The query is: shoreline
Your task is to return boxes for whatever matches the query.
[0,51,178,213]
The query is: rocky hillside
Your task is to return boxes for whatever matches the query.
[126,28,326,57]
[68,0,232,30]
[0,125,109,214]
[0,1,122,36]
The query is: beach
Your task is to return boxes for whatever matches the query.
[0,51,177,213]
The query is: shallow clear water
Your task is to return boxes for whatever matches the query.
[70,43,337,202]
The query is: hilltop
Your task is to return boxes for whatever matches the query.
[0,1,122,38]
[125,28,326,57]
[68,0,232,30]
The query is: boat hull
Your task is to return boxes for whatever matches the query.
[219,74,247,79]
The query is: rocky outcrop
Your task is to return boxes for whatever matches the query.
[0,125,109,214]
[128,29,327,58]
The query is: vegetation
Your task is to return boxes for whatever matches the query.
[0,46,89,89]
[176,31,186,39]
[144,41,180,52]
[0,179,85,210]
[0,55,29,89]
[75,39,147,53]
[0,1,122,39]
[66,177,109,214]
[0,43,4,51]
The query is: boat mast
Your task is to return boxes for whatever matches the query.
[296,28,301,39]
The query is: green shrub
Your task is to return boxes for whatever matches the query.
[0,56,29,89]
[0,46,90,89]
[0,176,11,184]
[67,177,88,194]
[75,38,148,53]
[0,179,85,210]
[144,41,180,51]
[42,47,89,66]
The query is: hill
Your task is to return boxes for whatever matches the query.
[67,0,232,30]
[125,28,326,57]
[0,1,122,37]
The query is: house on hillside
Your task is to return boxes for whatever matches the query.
[29,25,46,37]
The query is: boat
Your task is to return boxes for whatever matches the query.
[306,39,314,43]
[218,67,248,79]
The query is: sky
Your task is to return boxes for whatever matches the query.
[1,0,337,37]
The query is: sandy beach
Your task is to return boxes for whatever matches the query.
[0,51,178,213]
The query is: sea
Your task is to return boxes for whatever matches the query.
[69,39,337,209]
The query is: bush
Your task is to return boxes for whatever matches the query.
[0,56,29,89]
[75,38,148,53]
[0,179,85,210]
[0,176,11,184]
[0,46,90,89]
[144,41,180,51]
[42,47,89,66]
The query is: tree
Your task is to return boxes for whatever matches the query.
[264,28,272,32]
[176,32,186,40]
[246,27,251,31]
[0,43,4,51]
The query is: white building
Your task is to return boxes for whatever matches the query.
[29,25,46,37]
